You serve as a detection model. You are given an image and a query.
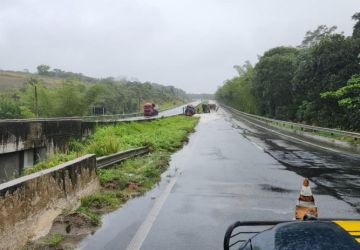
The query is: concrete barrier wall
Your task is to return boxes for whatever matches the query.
[0,120,96,183]
[0,120,85,154]
[0,154,99,250]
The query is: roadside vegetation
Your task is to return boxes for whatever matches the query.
[216,12,360,132]
[77,151,172,225]
[24,116,198,175]
[0,67,188,119]
[45,234,64,247]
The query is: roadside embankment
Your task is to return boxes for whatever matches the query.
[0,154,99,250]
[221,104,360,154]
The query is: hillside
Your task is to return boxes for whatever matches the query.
[0,69,188,119]
[0,71,64,91]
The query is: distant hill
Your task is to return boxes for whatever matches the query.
[0,68,189,118]
[0,68,107,92]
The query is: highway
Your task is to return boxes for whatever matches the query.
[0,102,198,123]
[77,107,360,250]
[95,102,199,122]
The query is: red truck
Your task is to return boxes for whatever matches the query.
[143,102,159,117]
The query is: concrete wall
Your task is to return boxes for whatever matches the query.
[0,120,96,183]
[0,118,161,183]
[0,154,99,250]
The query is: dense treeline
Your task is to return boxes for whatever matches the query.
[0,68,188,118]
[216,13,360,131]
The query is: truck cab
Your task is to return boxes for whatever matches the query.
[143,102,158,117]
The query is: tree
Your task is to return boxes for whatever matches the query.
[292,33,360,126]
[51,80,87,116]
[0,97,22,119]
[37,64,51,75]
[216,62,257,114]
[321,75,360,130]
[252,46,299,118]
[300,25,338,48]
[352,12,360,39]
[21,79,53,117]
[216,12,360,130]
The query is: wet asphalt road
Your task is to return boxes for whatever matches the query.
[78,108,360,250]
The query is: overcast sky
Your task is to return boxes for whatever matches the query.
[0,0,359,93]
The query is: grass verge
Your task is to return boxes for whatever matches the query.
[24,115,198,175]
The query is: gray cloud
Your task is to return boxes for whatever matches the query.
[0,0,359,93]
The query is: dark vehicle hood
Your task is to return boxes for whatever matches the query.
[244,221,360,250]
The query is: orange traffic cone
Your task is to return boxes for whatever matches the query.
[295,178,318,220]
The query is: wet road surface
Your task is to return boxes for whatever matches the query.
[78,108,360,250]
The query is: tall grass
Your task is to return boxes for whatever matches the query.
[24,116,198,173]
[84,116,198,156]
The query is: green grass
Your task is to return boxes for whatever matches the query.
[98,152,170,189]
[312,130,359,143]
[76,207,101,226]
[24,115,199,175]
[23,151,79,175]
[45,234,64,246]
[80,191,119,209]
[76,152,176,225]
[83,116,198,156]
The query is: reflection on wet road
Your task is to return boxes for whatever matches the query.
[78,108,360,250]
[230,114,360,213]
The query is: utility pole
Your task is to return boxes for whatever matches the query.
[27,78,39,118]
[34,84,39,118]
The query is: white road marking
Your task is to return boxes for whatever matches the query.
[251,141,264,151]
[126,178,177,250]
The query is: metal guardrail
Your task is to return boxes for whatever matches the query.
[221,104,360,141]
[96,146,150,169]
[0,112,144,123]
[0,103,191,123]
